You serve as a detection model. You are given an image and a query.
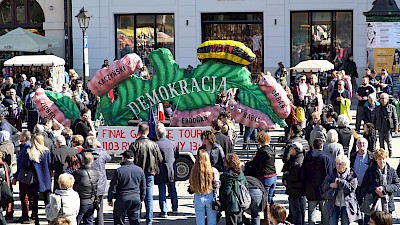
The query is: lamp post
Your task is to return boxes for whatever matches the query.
[75,7,91,88]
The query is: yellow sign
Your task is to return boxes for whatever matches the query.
[373,48,400,73]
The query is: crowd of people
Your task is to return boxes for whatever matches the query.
[0,56,399,225]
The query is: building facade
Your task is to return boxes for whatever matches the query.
[0,0,393,80]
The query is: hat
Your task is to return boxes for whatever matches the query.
[121,150,134,158]
[289,142,303,152]
[62,83,69,88]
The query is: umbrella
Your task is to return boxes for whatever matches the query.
[290,60,334,73]
[4,55,65,67]
[0,27,60,52]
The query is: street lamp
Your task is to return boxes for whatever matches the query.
[75,7,91,88]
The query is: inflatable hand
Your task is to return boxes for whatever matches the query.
[258,74,291,119]
[33,88,71,127]
[171,105,221,127]
[88,54,143,96]
[227,103,275,130]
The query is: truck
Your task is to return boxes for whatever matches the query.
[97,125,210,181]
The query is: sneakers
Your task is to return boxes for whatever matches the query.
[14,217,34,224]
[158,212,168,218]
[171,210,178,215]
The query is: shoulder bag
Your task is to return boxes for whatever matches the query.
[360,193,379,216]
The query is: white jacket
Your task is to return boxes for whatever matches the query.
[45,188,80,225]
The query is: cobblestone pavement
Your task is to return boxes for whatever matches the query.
[8,110,400,224]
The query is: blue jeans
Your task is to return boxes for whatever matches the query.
[329,206,349,225]
[76,203,94,225]
[288,196,306,225]
[194,192,217,225]
[308,200,327,225]
[260,176,277,204]
[243,127,257,143]
[145,174,154,224]
[113,196,141,225]
[249,188,263,225]
[158,182,178,213]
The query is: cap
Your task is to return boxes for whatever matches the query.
[62,83,69,88]
[121,150,134,158]
[289,142,303,152]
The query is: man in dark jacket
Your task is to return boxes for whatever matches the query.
[282,142,306,225]
[363,94,379,124]
[349,137,374,225]
[128,123,163,225]
[108,150,146,225]
[302,138,333,225]
[330,80,351,115]
[52,135,77,190]
[73,152,100,225]
[342,53,358,91]
[79,136,111,225]
[282,124,309,163]
[212,119,233,154]
[355,76,375,132]
[154,123,179,217]
[373,92,398,157]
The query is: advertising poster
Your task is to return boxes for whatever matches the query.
[367,22,400,73]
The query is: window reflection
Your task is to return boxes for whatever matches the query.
[115,14,175,74]
[291,11,353,71]
[0,1,12,24]
[291,12,310,67]
[29,0,44,23]
[202,13,263,73]
[16,0,25,24]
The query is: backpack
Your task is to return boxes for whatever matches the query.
[25,92,35,110]
[294,107,305,122]
[233,180,251,210]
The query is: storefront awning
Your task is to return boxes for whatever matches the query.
[4,55,65,67]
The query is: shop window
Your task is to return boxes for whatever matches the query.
[201,12,263,73]
[115,14,175,74]
[290,11,353,70]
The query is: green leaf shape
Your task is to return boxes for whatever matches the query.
[44,90,80,122]
[98,48,286,127]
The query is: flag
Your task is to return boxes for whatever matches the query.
[158,102,165,121]
[148,104,157,140]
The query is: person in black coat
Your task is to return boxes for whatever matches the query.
[248,132,276,204]
[361,148,400,222]
[198,131,225,172]
[212,119,233,154]
[341,53,359,91]
[282,142,306,225]
[73,152,100,225]
[107,150,146,225]
[282,124,309,163]
[52,135,78,190]
[336,115,353,156]
[302,138,334,225]
[244,176,267,225]
[154,123,179,217]
[330,80,351,115]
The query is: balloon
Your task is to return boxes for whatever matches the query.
[171,105,221,127]
[33,88,71,127]
[88,53,143,97]
[258,74,291,119]
[227,103,276,130]
[197,40,256,66]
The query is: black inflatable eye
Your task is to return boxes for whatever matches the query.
[229,105,235,110]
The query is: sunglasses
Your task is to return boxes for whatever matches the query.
[300,79,306,81]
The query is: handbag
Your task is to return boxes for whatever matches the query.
[211,190,221,211]
[17,169,35,185]
[360,193,379,216]
[322,188,337,200]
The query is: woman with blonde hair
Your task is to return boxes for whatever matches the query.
[46,173,80,225]
[189,150,220,225]
[27,133,52,223]
[221,153,248,225]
